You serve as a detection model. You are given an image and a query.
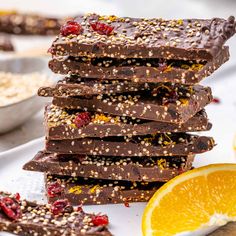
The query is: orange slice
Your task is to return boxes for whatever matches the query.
[142,164,236,236]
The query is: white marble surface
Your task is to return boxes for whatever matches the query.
[0,0,236,152]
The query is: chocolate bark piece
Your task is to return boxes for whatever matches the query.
[49,13,236,60]
[24,151,194,182]
[45,133,215,156]
[52,85,212,124]
[0,191,112,236]
[49,46,229,84]
[0,34,14,51]
[45,105,211,139]
[45,174,164,205]
[38,76,162,97]
[0,12,63,35]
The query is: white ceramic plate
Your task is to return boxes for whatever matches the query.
[0,137,145,236]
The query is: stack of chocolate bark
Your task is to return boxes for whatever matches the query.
[24,14,236,205]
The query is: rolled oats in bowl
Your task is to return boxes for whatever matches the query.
[0,72,51,107]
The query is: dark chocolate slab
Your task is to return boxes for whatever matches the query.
[24,151,194,182]
[45,105,211,139]
[0,191,111,235]
[49,46,229,84]
[45,133,215,156]
[38,76,161,97]
[45,174,163,205]
[0,12,62,35]
[49,14,236,60]
[0,34,14,51]
[52,85,212,124]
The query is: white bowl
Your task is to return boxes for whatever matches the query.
[0,57,53,134]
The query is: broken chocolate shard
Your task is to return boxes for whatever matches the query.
[0,191,112,235]
[207,222,236,236]
[23,151,194,182]
[38,76,168,97]
[45,133,215,157]
[0,12,63,35]
[49,14,235,60]
[45,105,211,139]
[52,85,212,124]
[45,174,164,205]
[48,47,229,84]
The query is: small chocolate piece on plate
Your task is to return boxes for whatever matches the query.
[45,174,163,205]
[49,14,236,60]
[0,191,112,235]
[49,47,229,84]
[23,151,194,182]
[52,85,212,124]
[0,34,14,51]
[0,12,62,35]
[45,133,215,156]
[45,105,211,139]
[207,222,236,236]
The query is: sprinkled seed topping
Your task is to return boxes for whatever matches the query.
[44,152,191,169]
[46,174,162,197]
[50,14,236,60]
[67,55,206,71]
[47,104,144,127]
[94,84,194,107]
[0,192,110,234]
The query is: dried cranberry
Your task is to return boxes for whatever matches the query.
[212,97,220,104]
[123,198,130,207]
[77,204,83,212]
[74,112,91,128]
[0,197,22,220]
[47,182,64,198]
[90,21,114,35]
[51,199,71,215]
[77,155,87,163]
[47,47,53,54]
[14,193,20,201]
[60,20,83,36]
[91,214,109,226]
[163,91,179,105]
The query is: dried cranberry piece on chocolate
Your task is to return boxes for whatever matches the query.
[60,20,83,36]
[77,204,84,212]
[14,193,21,201]
[91,214,109,226]
[51,199,71,215]
[90,21,114,35]
[212,97,220,104]
[74,112,91,128]
[47,181,64,198]
[162,91,179,105]
[0,197,22,220]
